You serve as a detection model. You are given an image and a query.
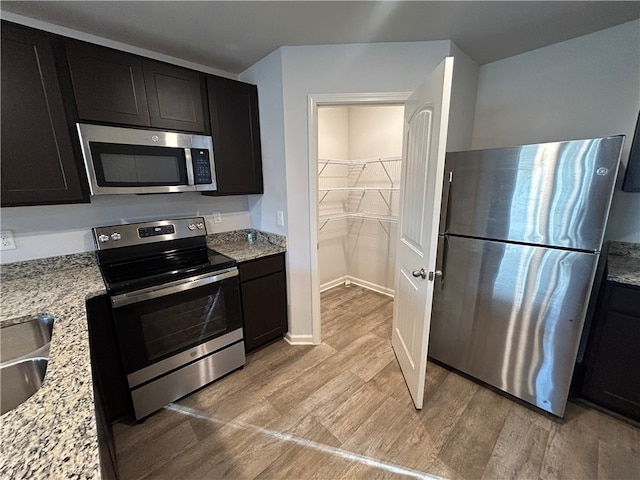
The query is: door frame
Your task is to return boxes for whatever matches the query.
[307,92,411,344]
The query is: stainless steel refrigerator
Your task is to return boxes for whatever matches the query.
[429,136,625,417]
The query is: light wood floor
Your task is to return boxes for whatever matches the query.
[114,285,640,480]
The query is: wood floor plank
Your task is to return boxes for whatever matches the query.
[253,418,342,479]
[341,395,419,460]
[428,386,511,479]
[597,439,640,480]
[539,403,600,480]
[117,419,198,480]
[414,370,480,470]
[317,378,389,444]
[266,368,365,438]
[266,333,382,414]
[481,407,550,480]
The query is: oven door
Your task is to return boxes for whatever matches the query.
[111,268,242,387]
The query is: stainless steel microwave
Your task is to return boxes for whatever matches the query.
[77,123,216,195]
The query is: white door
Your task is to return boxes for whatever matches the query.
[392,57,454,409]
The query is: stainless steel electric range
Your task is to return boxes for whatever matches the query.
[93,217,244,420]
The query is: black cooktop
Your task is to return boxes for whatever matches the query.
[97,242,236,295]
[93,217,237,295]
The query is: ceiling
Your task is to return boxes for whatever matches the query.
[2,1,639,74]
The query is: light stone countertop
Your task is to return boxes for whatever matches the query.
[0,230,285,479]
[207,229,286,262]
[608,241,640,287]
[0,252,106,479]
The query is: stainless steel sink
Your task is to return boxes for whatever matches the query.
[1,314,54,363]
[0,314,54,415]
[1,357,48,415]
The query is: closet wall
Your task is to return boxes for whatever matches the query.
[318,105,404,295]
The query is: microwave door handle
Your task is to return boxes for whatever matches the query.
[185,148,195,186]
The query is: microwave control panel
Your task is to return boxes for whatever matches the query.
[191,149,213,185]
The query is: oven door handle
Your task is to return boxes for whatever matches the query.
[111,268,238,308]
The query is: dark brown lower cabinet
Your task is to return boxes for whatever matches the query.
[581,280,640,421]
[86,294,132,479]
[239,253,288,352]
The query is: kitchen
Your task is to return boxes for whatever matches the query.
[1,2,639,479]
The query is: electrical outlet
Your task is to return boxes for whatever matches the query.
[213,212,222,224]
[276,211,284,226]
[0,230,16,250]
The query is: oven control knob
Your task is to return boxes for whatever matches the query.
[111,232,122,241]
[196,222,204,230]
[188,223,196,231]
[98,234,109,243]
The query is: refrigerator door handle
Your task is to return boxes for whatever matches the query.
[435,235,447,290]
[439,170,453,233]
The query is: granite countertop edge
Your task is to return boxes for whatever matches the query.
[607,241,640,287]
[0,230,286,479]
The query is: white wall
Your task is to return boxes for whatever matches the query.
[318,107,350,159]
[0,195,249,263]
[473,20,640,243]
[348,106,404,159]
[240,49,288,236]
[264,40,476,342]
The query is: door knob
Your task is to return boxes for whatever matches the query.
[412,268,427,279]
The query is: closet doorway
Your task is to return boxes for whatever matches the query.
[309,95,408,343]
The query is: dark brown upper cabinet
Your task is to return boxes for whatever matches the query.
[143,60,205,133]
[65,40,151,127]
[1,22,88,206]
[65,40,205,133]
[206,76,263,195]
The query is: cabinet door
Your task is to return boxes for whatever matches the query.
[240,270,287,352]
[66,40,151,127]
[206,76,263,195]
[582,283,640,421]
[143,60,206,133]
[1,22,88,206]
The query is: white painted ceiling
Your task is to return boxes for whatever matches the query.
[2,1,639,74]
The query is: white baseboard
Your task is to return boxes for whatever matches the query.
[349,276,395,297]
[319,276,348,292]
[284,332,316,345]
[320,275,395,298]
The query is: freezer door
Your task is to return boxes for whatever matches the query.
[441,136,624,251]
[429,235,599,417]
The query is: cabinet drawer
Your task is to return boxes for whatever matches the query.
[238,254,285,283]
[609,283,640,316]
